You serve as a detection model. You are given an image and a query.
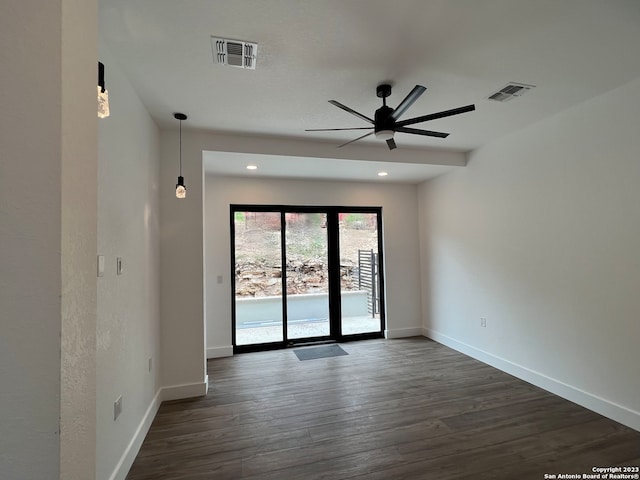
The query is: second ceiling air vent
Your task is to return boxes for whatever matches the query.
[211,37,258,70]
[488,82,535,102]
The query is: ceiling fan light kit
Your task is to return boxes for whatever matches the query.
[306,83,475,150]
[374,130,394,141]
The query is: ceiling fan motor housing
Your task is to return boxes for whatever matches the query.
[375,105,395,138]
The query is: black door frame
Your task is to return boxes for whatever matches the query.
[231,204,386,353]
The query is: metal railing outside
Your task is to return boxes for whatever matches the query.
[358,249,379,317]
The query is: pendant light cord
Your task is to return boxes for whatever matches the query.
[179,119,183,177]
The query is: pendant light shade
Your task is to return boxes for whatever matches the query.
[176,176,186,199]
[174,113,187,199]
[97,62,110,118]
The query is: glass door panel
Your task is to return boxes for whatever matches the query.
[338,212,382,335]
[285,212,330,340]
[234,211,283,346]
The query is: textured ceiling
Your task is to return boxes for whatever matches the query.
[100,0,640,181]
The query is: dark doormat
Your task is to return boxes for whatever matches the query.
[293,344,349,361]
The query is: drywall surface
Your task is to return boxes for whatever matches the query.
[204,174,422,353]
[60,0,98,478]
[96,44,161,480]
[159,132,207,390]
[0,2,63,477]
[418,76,640,430]
[0,1,98,478]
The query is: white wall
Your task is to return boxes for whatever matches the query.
[204,174,423,356]
[60,1,99,477]
[0,1,98,478]
[159,132,208,398]
[96,44,162,480]
[0,3,64,476]
[418,76,640,431]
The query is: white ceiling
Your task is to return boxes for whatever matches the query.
[202,150,457,184]
[100,0,640,182]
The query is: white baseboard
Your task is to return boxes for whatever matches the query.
[423,327,640,432]
[207,345,233,358]
[385,327,424,339]
[108,389,162,480]
[161,379,209,402]
[112,377,210,480]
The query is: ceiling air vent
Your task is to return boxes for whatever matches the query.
[488,82,535,102]
[211,37,257,70]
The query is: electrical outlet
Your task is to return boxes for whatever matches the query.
[114,396,122,421]
[148,357,153,372]
[480,317,487,327]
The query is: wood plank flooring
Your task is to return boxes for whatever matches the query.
[126,337,640,479]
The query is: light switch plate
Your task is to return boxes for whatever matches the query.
[97,255,105,277]
[114,396,122,421]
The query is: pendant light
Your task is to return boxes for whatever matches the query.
[97,62,110,118]
[174,113,187,199]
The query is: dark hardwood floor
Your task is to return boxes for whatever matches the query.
[126,337,640,479]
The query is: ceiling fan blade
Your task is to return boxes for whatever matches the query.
[337,131,374,148]
[386,138,397,150]
[396,104,476,127]
[396,126,449,138]
[305,127,374,132]
[329,100,374,124]
[390,85,426,121]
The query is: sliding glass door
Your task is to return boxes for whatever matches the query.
[232,206,385,352]
[233,211,284,346]
[338,212,382,335]
[285,212,330,340]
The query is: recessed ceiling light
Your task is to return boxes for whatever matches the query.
[246,165,257,170]
[377,171,388,177]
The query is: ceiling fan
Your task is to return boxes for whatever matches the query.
[306,84,475,150]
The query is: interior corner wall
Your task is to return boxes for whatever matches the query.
[204,174,423,355]
[418,76,640,431]
[158,131,207,394]
[96,44,161,479]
